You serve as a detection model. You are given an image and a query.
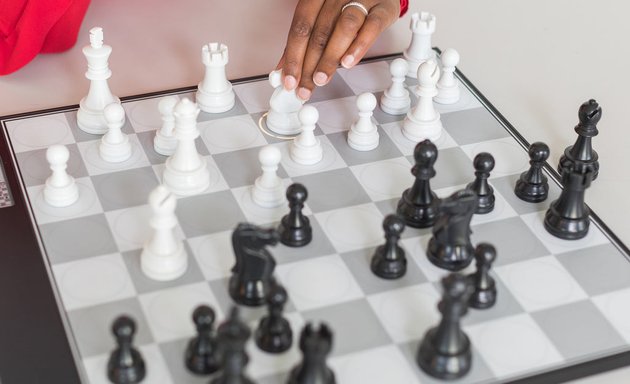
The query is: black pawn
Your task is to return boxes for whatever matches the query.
[370,214,407,279]
[468,243,497,309]
[514,142,550,203]
[467,152,495,214]
[107,315,146,384]
[544,165,593,240]
[558,99,601,181]
[255,284,293,353]
[287,323,336,384]
[396,139,441,228]
[212,307,254,384]
[416,273,473,380]
[278,183,312,247]
[185,305,220,375]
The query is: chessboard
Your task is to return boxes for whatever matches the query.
[1,51,630,384]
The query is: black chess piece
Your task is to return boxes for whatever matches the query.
[426,189,478,271]
[229,222,280,306]
[278,183,312,247]
[466,152,495,214]
[255,283,293,353]
[396,139,441,228]
[416,273,473,380]
[544,165,593,240]
[468,243,497,309]
[287,323,336,384]
[185,305,220,375]
[558,99,601,181]
[514,142,550,203]
[212,307,254,384]
[370,214,407,279]
[107,315,146,384]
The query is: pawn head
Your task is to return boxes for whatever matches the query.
[413,139,438,167]
[473,152,495,172]
[267,284,288,306]
[382,214,405,236]
[298,105,319,126]
[147,185,176,212]
[286,183,308,203]
[112,315,136,341]
[578,99,602,125]
[259,145,282,167]
[174,97,199,118]
[46,144,70,165]
[441,273,472,300]
[103,103,125,124]
[158,95,179,116]
[390,58,409,77]
[417,60,440,86]
[356,92,377,112]
[440,48,460,68]
[529,142,550,162]
[192,305,215,330]
[474,243,497,265]
[269,69,282,88]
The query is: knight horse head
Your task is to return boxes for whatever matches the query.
[231,222,279,272]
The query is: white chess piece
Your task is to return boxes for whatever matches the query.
[266,70,305,135]
[196,43,235,113]
[402,60,443,142]
[403,12,437,79]
[380,58,411,115]
[435,48,461,104]
[163,98,210,196]
[77,27,123,134]
[290,105,323,165]
[140,185,187,281]
[43,145,79,207]
[348,93,379,151]
[252,145,284,208]
[154,95,180,156]
[99,103,132,163]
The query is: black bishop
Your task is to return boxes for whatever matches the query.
[558,99,601,180]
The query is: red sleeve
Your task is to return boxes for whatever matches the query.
[0,0,90,75]
[399,0,409,17]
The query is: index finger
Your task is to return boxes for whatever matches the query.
[280,0,325,90]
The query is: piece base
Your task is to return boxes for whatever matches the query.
[196,86,236,114]
[278,217,312,247]
[380,93,411,115]
[77,98,122,135]
[255,318,293,354]
[43,182,79,208]
[426,238,474,271]
[290,141,323,165]
[402,112,442,143]
[468,287,497,309]
[140,244,188,281]
[266,112,301,136]
[347,128,379,152]
[153,132,177,157]
[163,159,210,197]
[416,328,472,380]
[396,190,440,228]
[99,139,132,163]
[514,179,549,203]
[543,208,590,240]
[370,247,407,279]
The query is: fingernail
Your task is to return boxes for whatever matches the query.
[297,87,311,101]
[313,72,328,86]
[341,55,355,69]
[284,75,297,90]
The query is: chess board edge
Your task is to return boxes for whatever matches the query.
[0,50,628,384]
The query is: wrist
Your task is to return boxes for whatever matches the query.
[399,0,409,17]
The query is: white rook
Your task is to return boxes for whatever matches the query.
[403,12,437,79]
[196,43,235,113]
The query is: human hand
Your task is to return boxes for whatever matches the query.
[276,0,401,101]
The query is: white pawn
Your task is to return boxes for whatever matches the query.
[99,103,132,163]
[140,185,187,281]
[348,93,379,151]
[196,43,235,113]
[163,98,210,196]
[154,95,179,156]
[435,48,461,104]
[290,106,323,165]
[252,145,284,208]
[403,60,443,142]
[403,12,437,79]
[380,58,411,115]
[266,70,304,135]
[43,145,79,207]
[77,27,123,134]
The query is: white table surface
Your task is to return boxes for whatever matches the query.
[0,1,628,382]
